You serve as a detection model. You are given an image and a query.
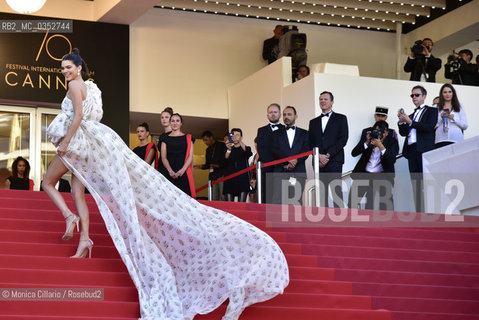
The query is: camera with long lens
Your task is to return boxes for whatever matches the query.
[411,40,425,57]
[447,54,461,71]
[370,129,383,140]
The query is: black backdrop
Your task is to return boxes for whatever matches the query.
[0,13,129,142]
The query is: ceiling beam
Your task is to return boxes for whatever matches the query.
[212,0,416,23]
[158,1,397,30]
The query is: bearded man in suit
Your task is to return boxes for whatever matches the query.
[271,106,310,204]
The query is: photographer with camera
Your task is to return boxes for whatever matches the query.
[223,128,252,202]
[262,25,283,64]
[404,38,442,83]
[349,120,399,210]
[445,49,479,86]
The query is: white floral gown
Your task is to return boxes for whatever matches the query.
[47,80,289,320]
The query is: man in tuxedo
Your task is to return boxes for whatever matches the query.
[309,91,349,207]
[349,120,399,210]
[398,85,438,212]
[404,38,442,83]
[257,103,284,203]
[271,106,310,204]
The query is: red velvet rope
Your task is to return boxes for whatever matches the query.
[195,150,313,193]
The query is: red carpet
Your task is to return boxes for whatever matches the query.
[1,189,477,319]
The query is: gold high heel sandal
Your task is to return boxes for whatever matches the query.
[62,214,80,241]
[70,239,94,259]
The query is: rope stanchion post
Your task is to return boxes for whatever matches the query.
[313,147,320,207]
[257,161,262,204]
[208,180,212,201]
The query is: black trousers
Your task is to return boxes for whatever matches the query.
[224,192,247,202]
[407,143,425,212]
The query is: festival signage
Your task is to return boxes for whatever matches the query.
[0,13,129,141]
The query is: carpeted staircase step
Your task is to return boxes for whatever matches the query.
[196,305,392,320]
[286,232,479,253]
[353,281,479,300]
[390,311,479,320]
[301,243,479,263]
[0,268,135,287]
[0,229,303,255]
[258,293,373,309]
[0,254,334,281]
[0,241,318,267]
[316,255,479,275]
[278,226,479,242]
[0,198,100,213]
[335,268,479,287]
[372,296,479,314]
[0,254,128,272]
[284,279,353,294]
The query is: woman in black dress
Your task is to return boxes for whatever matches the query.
[132,122,158,168]
[5,156,34,190]
[223,128,252,202]
[161,113,196,197]
[157,107,173,176]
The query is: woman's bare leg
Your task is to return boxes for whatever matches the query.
[71,174,89,240]
[42,155,74,219]
[70,174,92,258]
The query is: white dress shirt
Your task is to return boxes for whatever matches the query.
[320,111,332,132]
[408,104,426,145]
[366,146,386,173]
[286,126,296,148]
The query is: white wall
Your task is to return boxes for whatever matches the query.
[130,9,397,119]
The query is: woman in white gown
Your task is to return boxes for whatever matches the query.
[41,49,289,320]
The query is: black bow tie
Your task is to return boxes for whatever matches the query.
[270,124,279,129]
[320,112,331,118]
[414,106,424,112]
[286,126,296,131]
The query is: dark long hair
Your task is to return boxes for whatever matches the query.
[62,48,90,80]
[438,83,461,112]
[12,156,30,180]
